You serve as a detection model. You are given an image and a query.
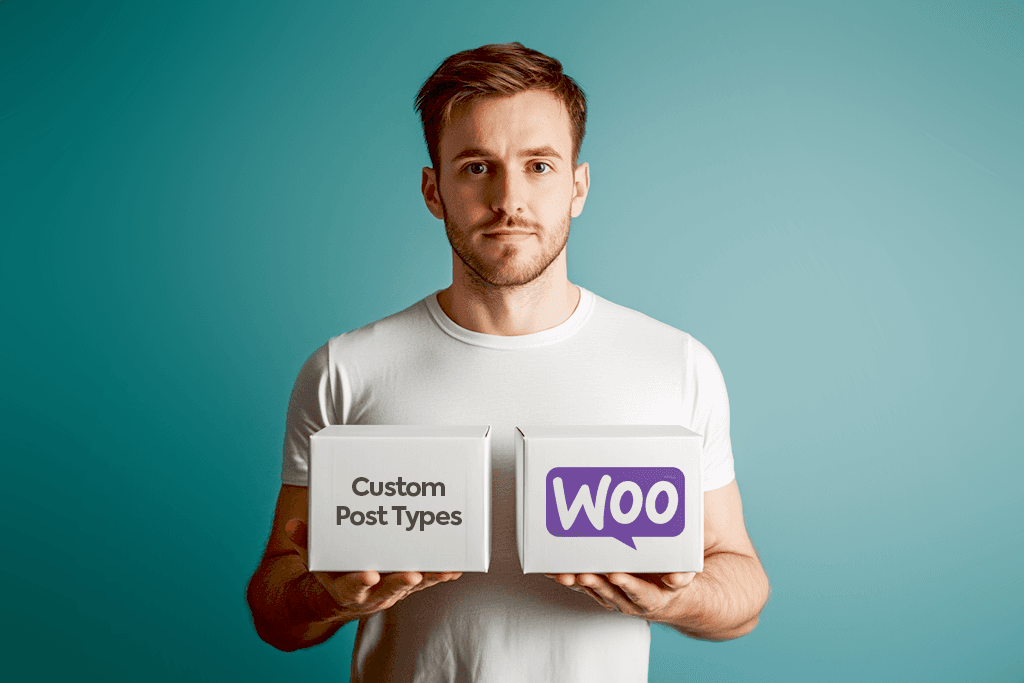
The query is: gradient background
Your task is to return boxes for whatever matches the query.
[2,1,1022,681]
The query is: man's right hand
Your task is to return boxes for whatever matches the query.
[283,518,462,622]
[247,484,462,651]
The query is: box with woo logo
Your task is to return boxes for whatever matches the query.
[308,425,491,572]
[515,426,703,574]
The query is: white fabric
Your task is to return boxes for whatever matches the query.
[282,287,736,683]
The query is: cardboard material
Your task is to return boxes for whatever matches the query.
[516,425,703,574]
[308,425,491,572]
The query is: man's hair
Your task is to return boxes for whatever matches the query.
[414,42,587,170]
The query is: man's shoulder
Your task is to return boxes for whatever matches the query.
[321,294,437,355]
[591,291,696,344]
[589,290,726,372]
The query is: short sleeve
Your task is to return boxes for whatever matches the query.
[689,337,736,491]
[281,342,346,486]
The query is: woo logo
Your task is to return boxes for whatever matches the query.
[545,467,685,549]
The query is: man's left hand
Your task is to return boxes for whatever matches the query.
[545,572,696,620]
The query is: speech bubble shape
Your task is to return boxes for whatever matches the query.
[546,467,685,549]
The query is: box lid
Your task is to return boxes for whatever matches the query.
[516,425,699,439]
[313,425,490,439]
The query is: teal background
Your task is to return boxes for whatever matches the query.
[2,0,1022,680]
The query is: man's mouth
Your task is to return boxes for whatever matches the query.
[483,229,534,236]
[477,213,540,237]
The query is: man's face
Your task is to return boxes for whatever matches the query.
[422,89,589,288]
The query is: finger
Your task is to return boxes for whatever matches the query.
[319,571,381,607]
[398,571,425,586]
[549,574,597,600]
[408,572,459,594]
[549,573,577,587]
[372,572,423,600]
[284,519,308,551]
[660,572,696,589]
[557,577,613,609]
[368,573,423,610]
[576,574,635,613]
[578,585,615,610]
[606,573,663,609]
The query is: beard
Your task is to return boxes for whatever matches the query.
[442,202,571,288]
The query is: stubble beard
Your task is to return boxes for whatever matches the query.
[442,201,571,289]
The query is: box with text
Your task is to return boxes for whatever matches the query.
[516,425,703,574]
[308,425,491,572]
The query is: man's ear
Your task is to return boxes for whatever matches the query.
[570,162,590,218]
[421,167,445,220]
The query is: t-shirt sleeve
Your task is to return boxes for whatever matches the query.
[689,336,736,491]
[281,342,346,487]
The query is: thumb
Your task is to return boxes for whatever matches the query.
[284,518,308,552]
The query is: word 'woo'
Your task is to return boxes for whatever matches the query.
[546,467,685,549]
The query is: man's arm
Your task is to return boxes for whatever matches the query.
[549,479,770,641]
[246,484,461,652]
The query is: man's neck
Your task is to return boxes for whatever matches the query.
[437,260,581,336]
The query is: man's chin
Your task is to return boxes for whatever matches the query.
[468,257,551,288]
[449,230,566,289]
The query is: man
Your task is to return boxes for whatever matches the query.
[247,42,769,682]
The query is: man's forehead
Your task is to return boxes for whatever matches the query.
[439,90,572,159]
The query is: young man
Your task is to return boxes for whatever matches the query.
[247,43,769,682]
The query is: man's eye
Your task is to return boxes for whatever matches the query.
[532,162,550,174]
[467,163,487,175]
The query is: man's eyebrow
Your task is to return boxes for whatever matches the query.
[449,146,565,163]
[450,148,493,163]
[520,146,563,160]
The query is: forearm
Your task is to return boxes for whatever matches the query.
[657,551,770,641]
[246,553,352,652]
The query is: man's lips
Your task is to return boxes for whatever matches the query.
[482,229,534,236]
[476,214,540,237]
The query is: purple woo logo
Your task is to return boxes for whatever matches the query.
[546,467,685,549]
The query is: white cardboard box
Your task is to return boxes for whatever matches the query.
[516,425,703,574]
[308,425,491,572]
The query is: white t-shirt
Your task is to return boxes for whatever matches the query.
[282,287,736,683]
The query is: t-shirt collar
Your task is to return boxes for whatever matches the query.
[425,287,595,349]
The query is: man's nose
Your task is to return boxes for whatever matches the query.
[489,169,526,215]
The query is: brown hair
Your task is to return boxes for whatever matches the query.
[414,42,587,170]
